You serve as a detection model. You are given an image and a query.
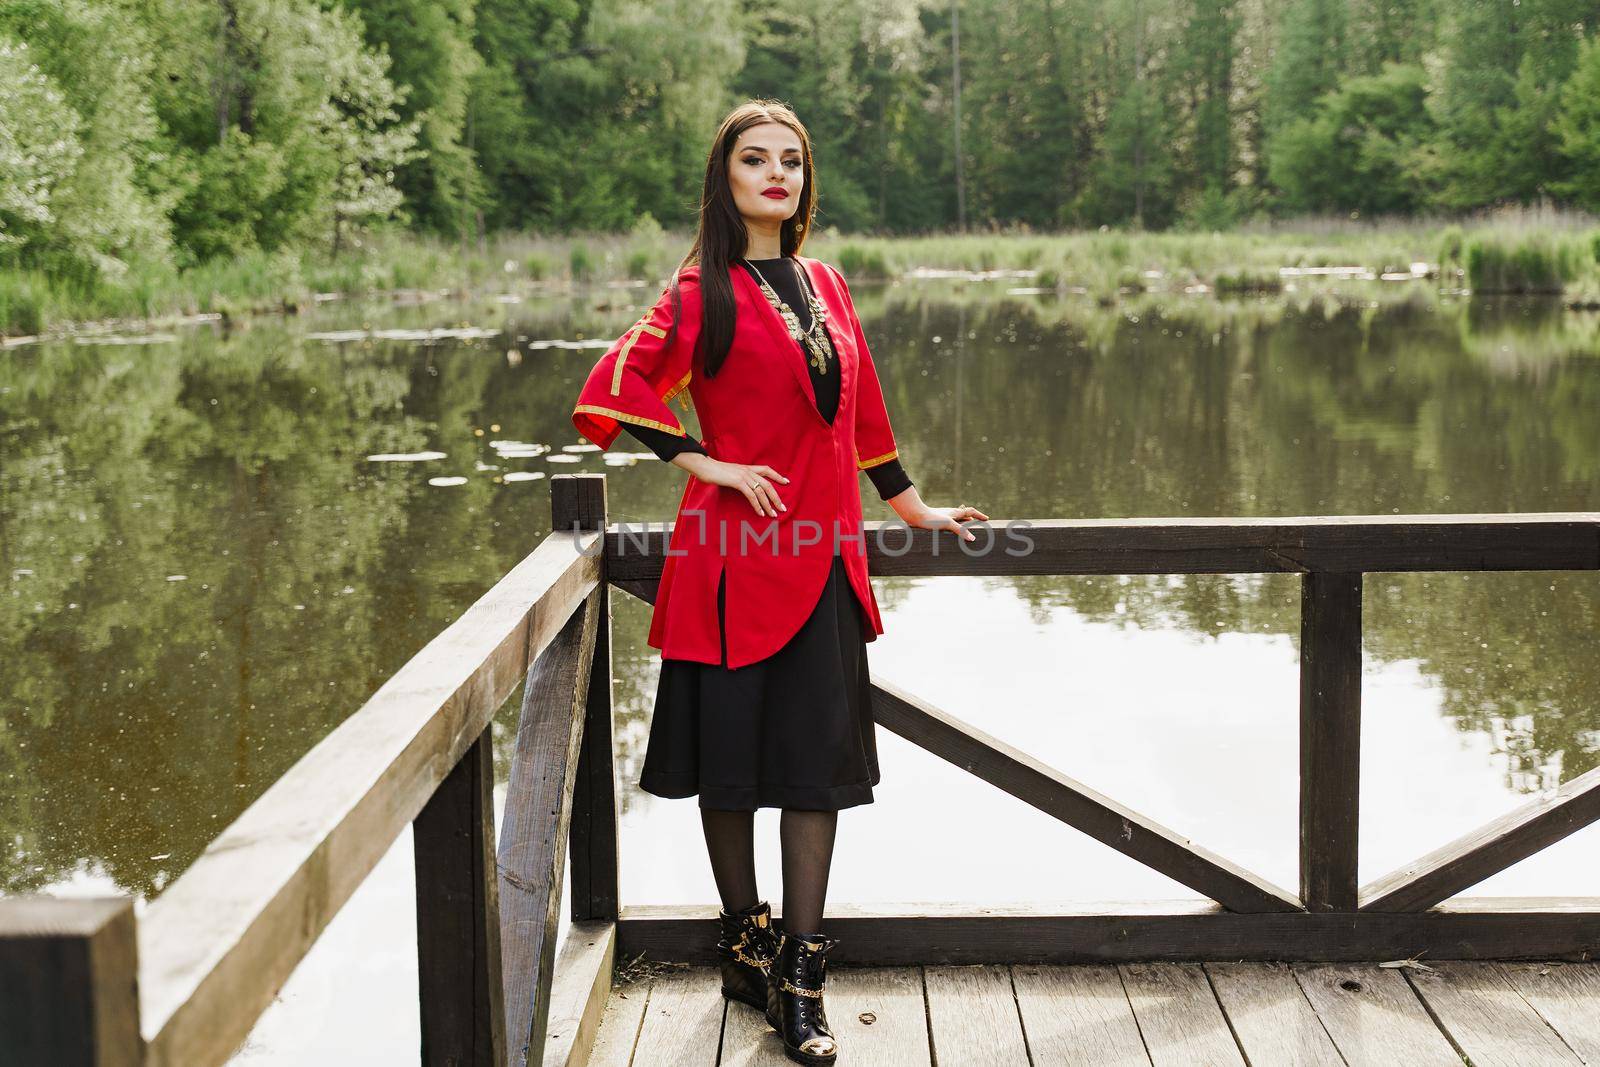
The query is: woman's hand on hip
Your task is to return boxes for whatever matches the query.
[693,458,791,517]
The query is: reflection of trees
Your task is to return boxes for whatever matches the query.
[2,321,433,896]
[1363,572,1600,789]
[0,291,732,895]
[3,289,1596,897]
[843,287,1600,793]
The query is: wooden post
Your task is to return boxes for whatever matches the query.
[495,474,607,1066]
[0,897,140,1066]
[559,474,619,924]
[1299,571,1364,912]
[498,597,600,1067]
[550,473,606,541]
[414,727,508,1066]
[569,594,619,925]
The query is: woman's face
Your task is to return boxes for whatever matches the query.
[727,121,804,233]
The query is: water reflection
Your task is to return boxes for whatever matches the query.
[1,287,1597,908]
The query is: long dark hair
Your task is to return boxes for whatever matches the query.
[666,99,818,379]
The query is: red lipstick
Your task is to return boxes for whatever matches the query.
[762,187,788,199]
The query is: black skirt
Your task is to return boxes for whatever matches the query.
[638,552,880,811]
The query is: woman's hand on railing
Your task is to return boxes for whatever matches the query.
[886,487,989,542]
[910,504,989,542]
[679,455,791,517]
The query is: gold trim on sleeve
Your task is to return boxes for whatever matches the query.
[857,448,899,470]
[662,368,692,402]
[574,404,686,436]
[610,321,669,396]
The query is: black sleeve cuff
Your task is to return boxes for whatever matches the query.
[865,458,913,501]
[618,421,709,463]
[626,422,906,498]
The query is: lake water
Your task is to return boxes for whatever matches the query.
[3,280,1597,1061]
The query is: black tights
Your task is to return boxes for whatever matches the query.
[699,807,838,935]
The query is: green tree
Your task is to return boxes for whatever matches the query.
[1268,62,1436,215]
[954,0,1094,229]
[1551,36,1600,211]
[1430,0,1593,207]
[1088,74,1176,227]
[317,38,423,253]
[1263,0,1346,140]
[1181,0,1240,196]
[143,0,418,261]
[0,39,80,262]
[0,0,172,278]
[346,0,485,238]
[471,0,744,232]
[849,0,940,230]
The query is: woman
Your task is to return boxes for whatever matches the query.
[571,99,986,1065]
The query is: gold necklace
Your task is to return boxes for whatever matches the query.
[743,258,832,374]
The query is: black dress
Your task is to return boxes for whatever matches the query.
[620,255,914,811]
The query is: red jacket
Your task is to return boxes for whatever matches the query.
[571,255,900,668]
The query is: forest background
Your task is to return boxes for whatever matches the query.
[5,0,1600,332]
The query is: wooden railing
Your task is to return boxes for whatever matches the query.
[611,506,1600,967]
[2,474,1597,1067]
[0,476,616,1067]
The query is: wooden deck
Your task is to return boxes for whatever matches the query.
[7,489,1598,1067]
[589,959,1600,1066]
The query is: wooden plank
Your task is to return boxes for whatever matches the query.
[1493,961,1600,1063]
[718,988,788,1066]
[608,577,658,606]
[604,513,1600,581]
[1119,962,1245,1065]
[719,965,931,1066]
[1011,963,1149,1066]
[617,898,1600,964]
[414,727,507,1067]
[1293,963,1463,1066]
[1403,960,1582,1066]
[1204,961,1342,1066]
[870,677,1302,913]
[588,975,652,1067]
[0,897,140,1067]
[825,967,932,1067]
[629,966,724,1066]
[1299,571,1362,911]
[138,531,600,1067]
[1361,764,1600,912]
[924,965,1030,1065]
[540,921,617,1067]
[501,591,603,1067]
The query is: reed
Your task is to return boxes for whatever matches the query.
[6,206,1599,336]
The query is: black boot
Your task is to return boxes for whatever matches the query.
[716,899,778,1011]
[764,930,839,1065]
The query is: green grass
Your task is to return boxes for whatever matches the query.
[1463,231,1590,293]
[797,205,1600,302]
[1212,268,1285,294]
[0,273,51,335]
[6,205,1598,336]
